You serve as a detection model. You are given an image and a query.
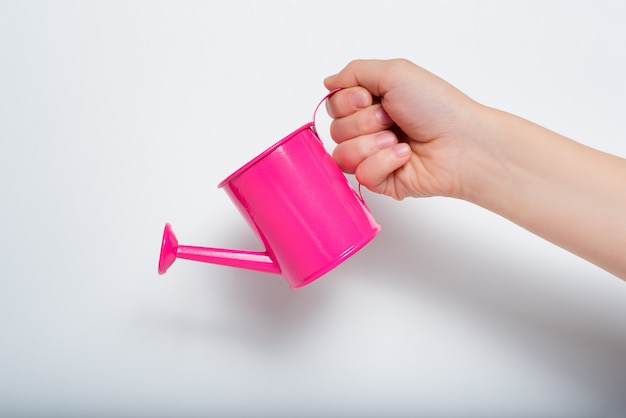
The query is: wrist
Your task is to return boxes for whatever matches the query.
[452,105,519,206]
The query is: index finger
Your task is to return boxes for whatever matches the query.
[324,59,404,97]
[325,86,373,119]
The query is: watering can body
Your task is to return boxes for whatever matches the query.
[159,122,380,288]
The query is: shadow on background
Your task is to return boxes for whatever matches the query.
[350,196,626,412]
[148,220,334,355]
[210,265,333,354]
[151,194,626,412]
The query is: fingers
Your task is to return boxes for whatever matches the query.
[332,129,412,197]
[325,86,372,118]
[329,104,394,143]
[324,59,414,97]
[356,142,411,196]
[333,130,398,173]
[324,59,391,96]
[325,79,394,144]
[324,59,417,197]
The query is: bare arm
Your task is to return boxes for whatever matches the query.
[467,106,626,279]
[324,59,626,280]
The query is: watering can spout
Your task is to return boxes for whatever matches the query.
[158,223,281,276]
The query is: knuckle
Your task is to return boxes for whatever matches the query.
[356,136,373,159]
[355,105,383,134]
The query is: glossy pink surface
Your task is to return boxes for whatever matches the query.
[158,223,280,276]
[159,122,380,288]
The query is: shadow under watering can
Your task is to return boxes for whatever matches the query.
[158,90,381,289]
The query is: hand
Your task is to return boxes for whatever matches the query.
[324,58,484,200]
[325,60,626,280]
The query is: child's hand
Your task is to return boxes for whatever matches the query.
[324,59,483,200]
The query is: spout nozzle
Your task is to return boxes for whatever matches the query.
[158,223,178,275]
[157,222,280,276]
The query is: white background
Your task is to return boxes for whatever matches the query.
[1,1,626,417]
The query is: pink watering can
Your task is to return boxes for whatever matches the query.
[158,91,380,288]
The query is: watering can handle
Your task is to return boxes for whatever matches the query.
[311,88,342,135]
[311,88,367,202]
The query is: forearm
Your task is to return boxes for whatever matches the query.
[464,106,626,280]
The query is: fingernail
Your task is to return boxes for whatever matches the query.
[393,143,410,158]
[325,100,335,118]
[350,90,369,108]
[376,107,393,125]
[375,132,396,149]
